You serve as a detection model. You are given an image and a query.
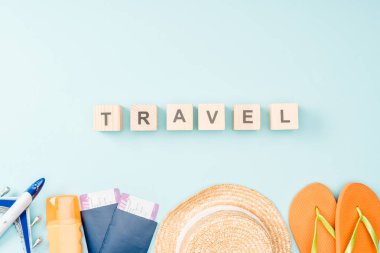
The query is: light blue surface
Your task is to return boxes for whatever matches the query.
[1,1,380,252]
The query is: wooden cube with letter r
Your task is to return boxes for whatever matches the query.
[130,104,158,131]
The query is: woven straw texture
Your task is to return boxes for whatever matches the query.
[155,184,291,253]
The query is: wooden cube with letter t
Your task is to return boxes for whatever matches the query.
[233,104,261,131]
[93,105,123,131]
[269,103,299,130]
[130,104,158,131]
[166,104,193,131]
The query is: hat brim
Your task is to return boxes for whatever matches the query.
[155,184,291,253]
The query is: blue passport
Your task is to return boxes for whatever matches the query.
[81,204,118,253]
[100,209,158,253]
[81,200,158,253]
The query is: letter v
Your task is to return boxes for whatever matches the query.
[206,111,218,124]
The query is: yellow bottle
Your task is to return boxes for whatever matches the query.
[46,195,83,253]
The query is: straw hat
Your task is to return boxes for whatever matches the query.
[155,184,291,253]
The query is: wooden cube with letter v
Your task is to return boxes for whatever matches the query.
[269,103,299,130]
[93,105,123,131]
[198,104,225,130]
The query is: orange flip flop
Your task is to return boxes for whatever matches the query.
[289,183,336,253]
[336,183,380,253]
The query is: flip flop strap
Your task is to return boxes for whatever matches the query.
[311,207,336,253]
[345,207,379,253]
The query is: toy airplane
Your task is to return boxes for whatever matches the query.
[0,179,45,253]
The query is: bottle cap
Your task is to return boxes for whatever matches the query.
[46,195,81,224]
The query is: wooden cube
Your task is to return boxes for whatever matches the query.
[233,104,261,130]
[269,103,299,130]
[198,104,225,130]
[130,104,158,131]
[166,104,193,131]
[93,105,123,131]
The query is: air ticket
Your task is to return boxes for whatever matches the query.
[117,193,159,221]
[80,188,121,211]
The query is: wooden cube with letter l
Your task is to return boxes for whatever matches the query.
[93,105,123,131]
[269,103,299,130]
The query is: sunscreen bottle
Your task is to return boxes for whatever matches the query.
[46,195,83,253]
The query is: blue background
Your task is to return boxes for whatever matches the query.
[1,1,379,252]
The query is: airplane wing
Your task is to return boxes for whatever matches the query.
[0,197,33,253]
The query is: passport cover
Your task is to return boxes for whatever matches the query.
[81,204,118,253]
[100,209,158,253]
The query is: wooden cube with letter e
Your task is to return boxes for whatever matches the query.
[233,104,261,131]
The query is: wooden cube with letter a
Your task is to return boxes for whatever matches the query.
[166,104,193,131]
[198,104,225,130]
[130,104,158,131]
[233,104,261,130]
[269,103,299,130]
[93,105,123,131]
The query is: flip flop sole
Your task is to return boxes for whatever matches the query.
[336,183,380,253]
[289,183,336,253]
